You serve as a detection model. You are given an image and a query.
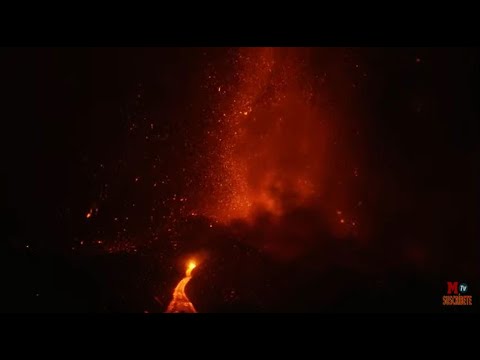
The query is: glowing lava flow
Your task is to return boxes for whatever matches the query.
[165,260,197,313]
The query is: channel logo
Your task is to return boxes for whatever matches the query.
[442,281,472,306]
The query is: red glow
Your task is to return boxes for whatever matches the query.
[200,48,333,223]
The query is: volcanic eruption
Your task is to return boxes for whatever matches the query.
[188,48,362,258]
[162,47,364,311]
[3,47,476,313]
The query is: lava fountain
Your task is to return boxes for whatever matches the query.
[199,47,353,228]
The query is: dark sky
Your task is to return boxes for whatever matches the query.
[0,48,478,312]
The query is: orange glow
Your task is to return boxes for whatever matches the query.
[186,260,196,277]
[85,209,93,219]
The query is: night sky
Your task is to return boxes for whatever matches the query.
[0,47,478,313]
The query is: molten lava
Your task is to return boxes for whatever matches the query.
[165,260,197,313]
[186,260,196,277]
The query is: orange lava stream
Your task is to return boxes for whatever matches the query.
[165,261,197,313]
